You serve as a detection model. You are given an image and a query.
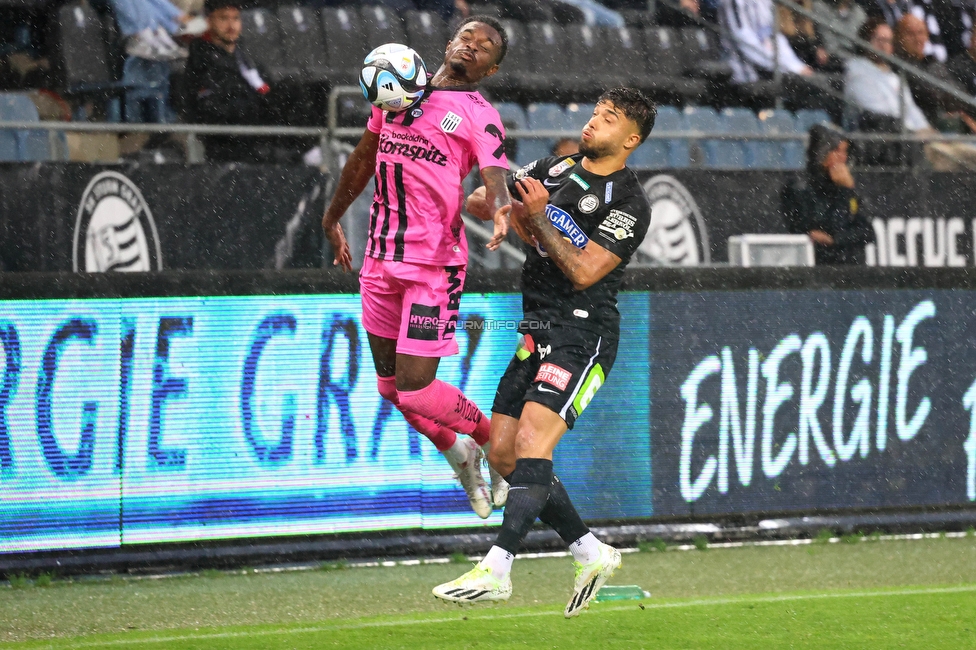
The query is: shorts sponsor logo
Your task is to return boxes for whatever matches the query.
[572,363,605,417]
[578,194,599,214]
[440,111,463,133]
[573,309,589,319]
[548,157,576,177]
[640,174,710,266]
[73,171,162,272]
[536,363,572,391]
[598,208,638,241]
[443,266,463,339]
[407,303,441,341]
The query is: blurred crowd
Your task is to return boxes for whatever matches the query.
[0,0,974,164]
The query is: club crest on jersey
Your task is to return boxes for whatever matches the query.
[440,111,463,133]
[548,157,576,177]
[578,194,599,214]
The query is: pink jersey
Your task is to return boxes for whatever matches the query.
[365,88,509,266]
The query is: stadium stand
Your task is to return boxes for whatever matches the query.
[0,91,56,161]
[2,0,971,169]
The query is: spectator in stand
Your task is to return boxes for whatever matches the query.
[895,13,972,129]
[720,0,814,82]
[783,124,872,264]
[777,0,845,71]
[551,137,579,156]
[110,0,190,61]
[846,16,976,168]
[865,0,952,61]
[947,23,976,131]
[810,0,866,59]
[184,0,274,162]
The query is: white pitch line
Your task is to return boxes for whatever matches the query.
[32,583,976,649]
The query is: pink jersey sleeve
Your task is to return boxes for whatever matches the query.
[470,105,509,170]
[366,105,384,134]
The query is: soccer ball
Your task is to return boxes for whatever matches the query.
[360,43,427,112]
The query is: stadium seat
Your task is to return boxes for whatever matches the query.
[520,22,574,102]
[495,102,527,130]
[756,109,803,169]
[708,107,759,168]
[677,28,733,82]
[277,6,329,84]
[404,11,448,76]
[321,7,367,87]
[52,1,125,120]
[0,93,55,162]
[360,5,407,52]
[481,19,530,100]
[241,9,292,84]
[567,24,618,99]
[641,26,707,103]
[795,108,832,132]
[652,105,690,168]
[565,103,594,131]
[522,102,566,163]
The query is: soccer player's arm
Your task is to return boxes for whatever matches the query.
[321,109,382,270]
[466,159,551,244]
[516,178,646,291]
[471,111,514,250]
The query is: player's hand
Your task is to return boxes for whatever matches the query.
[324,222,353,271]
[487,204,511,251]
[509,200,536,246]
[515,178,550,220]
[809,230,834,246]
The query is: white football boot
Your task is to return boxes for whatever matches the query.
[480,442,509,508]
[564,543,622,618]
[443,437,492,519]
[433,564,512,604]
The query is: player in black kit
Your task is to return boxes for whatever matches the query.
[433,88,655,617]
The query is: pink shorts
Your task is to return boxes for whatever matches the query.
[359,256,466,358]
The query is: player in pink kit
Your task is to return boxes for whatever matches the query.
[321,17,513,519]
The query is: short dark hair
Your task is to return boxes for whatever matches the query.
[453,15,508,64]
[597,87,657,143]
[204,0,240,14]
[857,15,889,46]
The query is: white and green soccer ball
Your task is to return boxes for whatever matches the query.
[360,43,427,112]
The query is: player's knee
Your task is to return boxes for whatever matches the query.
[487,446,515,477]
[514,422,544,459]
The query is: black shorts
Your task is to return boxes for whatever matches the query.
[491,325,617,429]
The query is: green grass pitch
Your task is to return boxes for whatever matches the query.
[4,535,976,648]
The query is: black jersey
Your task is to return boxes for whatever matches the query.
[507,154,651,338]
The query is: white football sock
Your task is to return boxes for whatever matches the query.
[479,545,514,579]
[569,532,602,564]
[441,437,470,467]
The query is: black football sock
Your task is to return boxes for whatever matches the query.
[495,458,553,554]
[538,474,590,545]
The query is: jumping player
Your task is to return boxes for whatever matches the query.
[433,88,655,617]
[321,17,513,518]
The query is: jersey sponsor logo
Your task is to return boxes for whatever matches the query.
[535,362,572,391]
[548,157,576,177]
[378,133,448,166]
[410,107,424,118]
[578,194,599,214]
[440,111,463,133]
[639,174,711,266]
[534,204,590,258]
[407,303,441,341]
[605,181,613,203]
[73,171,162,272]
[569,173,590,190]
[598,208,638,241]
[542,178,561,189]
[466,92,488,108]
